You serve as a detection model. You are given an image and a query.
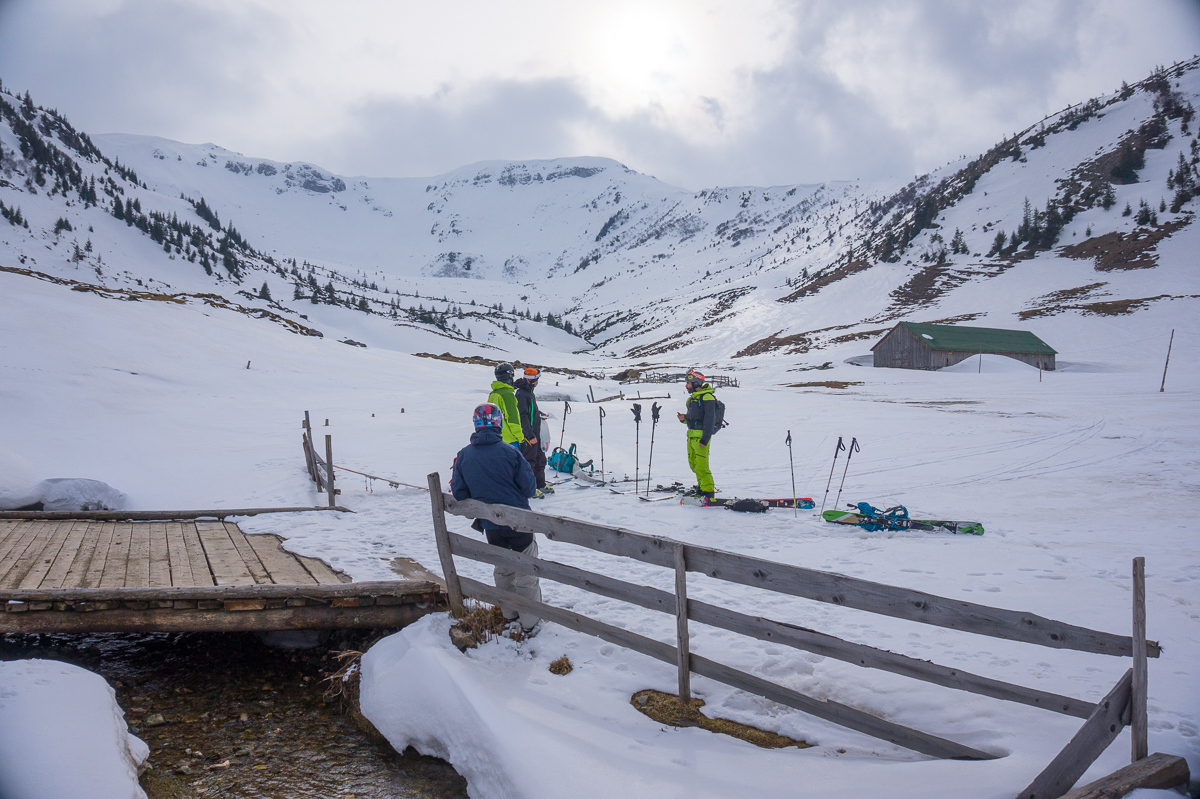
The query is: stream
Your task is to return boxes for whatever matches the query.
[0,630,469,799]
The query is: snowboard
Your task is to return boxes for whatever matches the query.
[680,496,815,509]
[822,506,984,536]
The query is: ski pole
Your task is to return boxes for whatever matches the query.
[833,437,860,510]
[646,403,661,495]
[786,430,797,516]
[819,436,846,515]
[559,400,571,450]
[631,403,642,492]
[598,406,606,484]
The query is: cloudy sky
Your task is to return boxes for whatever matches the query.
[1,0,1197,190]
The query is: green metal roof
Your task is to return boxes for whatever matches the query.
[883,322,1057,355]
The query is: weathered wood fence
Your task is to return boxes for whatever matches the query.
[427,473,1166,797]
[301,411,337,507]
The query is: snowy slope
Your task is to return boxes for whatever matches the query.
[3,58,1197,368]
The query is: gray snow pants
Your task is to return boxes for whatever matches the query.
[493,538,542,629]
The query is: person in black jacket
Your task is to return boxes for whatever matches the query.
[450,402,541,631]
[676,368,718,500]
[514,367,549,493]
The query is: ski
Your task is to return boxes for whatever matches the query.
[609,482,683,496]
[679,496,815,509]
[637,494,681,502]
[822,504,984,536]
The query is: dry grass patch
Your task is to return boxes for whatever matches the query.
[548,656,574,675]
[449,603,509,650]
[786,380,862,390]
[631,690,811,750]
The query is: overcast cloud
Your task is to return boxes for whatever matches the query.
[0,0,1197,189]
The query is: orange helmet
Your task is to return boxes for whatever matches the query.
[686,368,706,384]
[523,367,540,379]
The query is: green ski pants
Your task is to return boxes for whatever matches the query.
[686,432,714,493]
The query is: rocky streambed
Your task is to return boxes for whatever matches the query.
[0,630,468,799]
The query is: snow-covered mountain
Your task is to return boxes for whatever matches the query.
[1,57,1197,367]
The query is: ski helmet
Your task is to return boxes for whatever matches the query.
[523,367,540,383]
[686,368,706,388]
[473,403,504,429]
[494,362,515,383]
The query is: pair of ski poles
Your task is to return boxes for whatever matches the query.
[819,435,860,514]
[593,402,662,490]
[629,402,662,494]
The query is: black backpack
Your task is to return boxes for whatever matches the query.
[700,390,728,434]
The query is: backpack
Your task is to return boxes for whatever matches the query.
[548,444,578,474]
[699,390,728,434]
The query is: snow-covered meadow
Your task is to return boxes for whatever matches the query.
[2,253,1197,796]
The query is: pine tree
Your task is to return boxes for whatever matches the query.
[1100,183,1116,210]
[988,230,1007,256]
[293,284,304,300]
[259,282,272,301]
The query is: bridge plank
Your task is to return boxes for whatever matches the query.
[221,523,272,584]
[245,534,317,585]
[195,521,254,586]
[60,522,104,589]
[99,523,134,588]
[38,521,91,589]
[181,522,215,586]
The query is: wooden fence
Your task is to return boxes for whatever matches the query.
[301,411,337,507]
[427,472,1163,797]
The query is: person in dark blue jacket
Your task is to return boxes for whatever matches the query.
[450,402,541,631]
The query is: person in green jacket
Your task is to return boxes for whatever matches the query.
[488,363,525,447]
[676,368,719,499]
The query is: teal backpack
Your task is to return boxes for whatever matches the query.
[548,444,579,474]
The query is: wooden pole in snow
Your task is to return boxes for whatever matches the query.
[1159,330,1174,392]
[674,542,691,702]
[1132,557,1148,762]
[325,434,336,508]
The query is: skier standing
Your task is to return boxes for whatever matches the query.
[487,363,525,447]
[677,368,719,501]
[450,403,542,633]
[514,367,549,494]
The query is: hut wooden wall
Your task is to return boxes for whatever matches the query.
[872,326,1056,371]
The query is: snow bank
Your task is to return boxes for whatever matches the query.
[0,477,130,511]
[0,660,149,799]
[939,354,1041,374]
[360,615,1065,799]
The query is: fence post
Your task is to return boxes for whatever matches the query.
[302,411,317,483]
[674,542,691,702]
[325,434,336,508]
[428,472,465,617]
[1132,556,1148,762]
[301,434,315,483]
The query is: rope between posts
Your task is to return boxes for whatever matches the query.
[332,463,429,491]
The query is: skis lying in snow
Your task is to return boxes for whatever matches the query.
[637,493,683,502]
[609,482,684,496]
[822,503,984,536]
[679,496,816,510]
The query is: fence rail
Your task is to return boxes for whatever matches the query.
[618,370,739,388]
[429,472,1157,796]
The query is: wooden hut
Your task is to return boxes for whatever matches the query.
[871,322,1056,371]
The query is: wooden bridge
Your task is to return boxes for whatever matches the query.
[0,509,444,633]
